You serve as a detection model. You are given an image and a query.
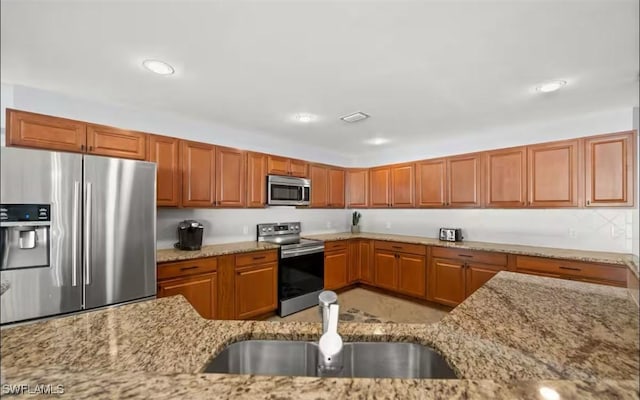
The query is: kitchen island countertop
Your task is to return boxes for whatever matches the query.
[1,271,638,399]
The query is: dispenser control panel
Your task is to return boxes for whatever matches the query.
[0,204,51,222]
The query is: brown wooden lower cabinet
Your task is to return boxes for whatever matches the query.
[235,262,278,319]
[158,273,217,319]
[373,241,426,298]
[465,262,504,297]
[358,240,374,283]
[429,258,466,306]
[325,248,349,290]
[514,255,627,287]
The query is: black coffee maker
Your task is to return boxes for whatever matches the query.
[174,220,204,251]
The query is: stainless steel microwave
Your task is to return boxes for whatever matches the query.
[267,175,310,206]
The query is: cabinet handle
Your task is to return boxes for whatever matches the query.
[559,266,581,271]
[253,256,266,260]
[180,266,199,271]
[586,200,590,206]
[458,254,473,258]
[80,144,85,151]
[392,246,402,249]
[88,146,93,152]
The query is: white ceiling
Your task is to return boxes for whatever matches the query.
[1,0,638,159]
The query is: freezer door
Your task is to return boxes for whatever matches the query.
[0,148,83,324]
[83,155,156,309]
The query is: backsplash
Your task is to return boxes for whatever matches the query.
[356,208,634,253]
[156,208,349,249]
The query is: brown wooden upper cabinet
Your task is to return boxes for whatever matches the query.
[584,131,635,207]
[346,169,369,208]
[147,135,181,207]
[310,164,329,207]
[7,108,87,153]
[369,167,392,207]
[86,124,147,160]
[215,147,246,207]
[246,152,268,208]
[267,155,308,177]
[484,147,526,208]
[527,139,579,207]
[310,165,345,208]
[370,164,415,208]
[181,140,216,207]
[416,159,447,207]
[448,153,482,208]
[6,109,147,160]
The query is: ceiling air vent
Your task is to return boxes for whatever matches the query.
[340,112,370,123]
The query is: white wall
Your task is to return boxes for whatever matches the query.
[357,208,633,253]
[633,107,639,257]
[1,83,351,165]
[0,82,14,145]
[353,107,633,167]
[157,208,348,249]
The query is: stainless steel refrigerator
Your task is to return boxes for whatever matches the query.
[0,147,157,324]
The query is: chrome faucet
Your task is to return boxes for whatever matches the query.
[318,290,338,334]
[317,291,343,375]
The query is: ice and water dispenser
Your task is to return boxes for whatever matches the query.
[0,204,51,270]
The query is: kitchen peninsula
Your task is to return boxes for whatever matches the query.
[1,270,638,399]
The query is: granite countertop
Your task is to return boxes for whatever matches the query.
[1,271,638,399]
[304,232,639,275]
[157,241,279,263]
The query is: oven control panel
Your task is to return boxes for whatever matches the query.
[257,222,301,238]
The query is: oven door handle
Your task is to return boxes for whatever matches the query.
[281,246,325,259]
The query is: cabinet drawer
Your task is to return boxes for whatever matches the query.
[158,257,217,280]
[431,247,507,266]
[325,240,348,252]
[515,256,627,284]
[235,250,278,267]
[375,241,426,255]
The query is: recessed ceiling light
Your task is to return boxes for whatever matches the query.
[535,80,567,93]
[341,112,370,123]
[365,137,389,145]
[142,59,175,75]
[294,113,317,123]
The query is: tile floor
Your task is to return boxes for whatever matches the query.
[267,288,451,324]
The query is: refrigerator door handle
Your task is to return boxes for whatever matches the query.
[72,181,80,286]
[84,182,92,286]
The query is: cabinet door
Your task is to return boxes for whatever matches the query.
[448,154,482,208]
[289,159,309,178]
[158,273,217,319]
[369,167,391,208]
[325,250,349,290]
[235,263,277,319]
[430,258,465,306]
[391,164,415,207]
[374,250,397,290]
[397,253,426,298]
[484,147,526,207]
[247,152,267,208]
[584,132,635,207]
[416,159,447,207]
[86,124,147,160]
[6,109,86,153]
[527,140,579,207]
[216,146,246,207]
[328,168,345,208]
[359,240,373,283]
[348,240,360,283]
[148,135,181,207]
[267,155,289,175]
[465,263,504,298]
[310,164,328,207]
[347,169,369,208]
[181,140,216,207]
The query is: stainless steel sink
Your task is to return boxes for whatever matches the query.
[204,340,457,379]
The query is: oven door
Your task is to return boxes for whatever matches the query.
[278,251,324,302]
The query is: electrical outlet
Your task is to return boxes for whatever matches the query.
[242,226,249,235]
[327,221,332,229]
[568,228,576,238]
[385,222,391,229]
